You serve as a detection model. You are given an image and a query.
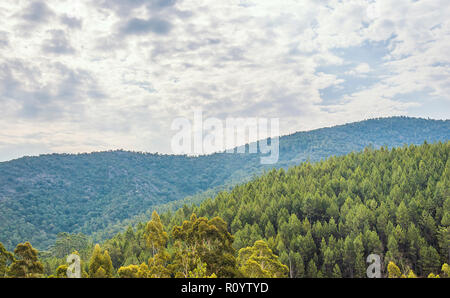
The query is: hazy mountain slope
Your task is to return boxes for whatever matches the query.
[0,117,449,250]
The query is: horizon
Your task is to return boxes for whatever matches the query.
[1,115,448,163]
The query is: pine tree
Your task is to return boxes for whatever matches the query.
[306,259,318,278]
[419,246,441,276]
[332,264,342,278]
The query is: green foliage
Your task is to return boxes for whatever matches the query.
[187,261,217,278]
[0,242,14,277]
[237,240,288,278]
[388,261,402,278]
[441,263,450,278]
[118,264,139,278]
[88,244,114,278]
[50,232,91,259]
[2,140,449,278]
[55,264,68,278]
[83,142,447,278]
[145,211,168,257]
[172,214,238,277]
[8,242,44,278]
[164,141,449,277]
[1,117,448,250]
[117,263,150,278]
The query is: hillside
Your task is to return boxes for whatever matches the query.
[100,141,449,278]
[0,117,449,250]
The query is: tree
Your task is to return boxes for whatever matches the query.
[118,264,139,278]
[280,250,304,278]
[25,141,449,279]
[396,202,410,229]
[55,264,68,278]
[172,214,239,277]
[406,269,417,278]
[93,267,108,278]
[137,263,150,278]
[306,259,318,278]
[8,242,44,278]
[237,240,288,278]
[117,263,149,278]
[171,240,197,278]
[387,261,402,278]
[0,242,14,277]
[353,235,366,278]
[145,211,168,257]
[441,263,449,278]
[332,264,342,278]
[419,246,441,276]
[88,244,114,278]
[50,232,90,259]
[321,246,336,277]
[148,251,171,278]
[188,260,217,278]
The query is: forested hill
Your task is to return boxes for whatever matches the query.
[39,141,449,278]
[115,141,448,278]
[0,117,449,250]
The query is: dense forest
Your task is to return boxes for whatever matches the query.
[1,141,448,278]
[1,117,449,250]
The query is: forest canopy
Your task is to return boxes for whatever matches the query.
[1,141,448,278]
[0,117,449,251]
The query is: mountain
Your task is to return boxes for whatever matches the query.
[0,116,449,250]
[47,141,450,278]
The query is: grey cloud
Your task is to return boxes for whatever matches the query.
[42,30,75,55]
[0,31,9,48]
[219,47,247,62]
[60,14,83,29]
[0,61,58,119]
[53,63,105,101]
[120,17,172,36]
[20,1,54,23]
[94,35,126,51]
[0,60,104,121]
[186,38,221,51]
[95,0,185,41]
[148,0,177,9]
[97,0,177,16]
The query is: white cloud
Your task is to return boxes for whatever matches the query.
[0,0,449,161]
[346,63,372,76]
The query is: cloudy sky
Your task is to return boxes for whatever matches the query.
[0,0,449,161]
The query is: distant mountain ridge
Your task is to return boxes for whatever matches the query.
[0,116,449,250]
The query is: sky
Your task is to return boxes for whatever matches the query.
[0,0,449,162]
